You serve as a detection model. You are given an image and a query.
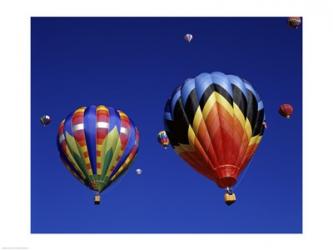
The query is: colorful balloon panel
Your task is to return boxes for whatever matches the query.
[57,105,140,193]
[164,72,265,188]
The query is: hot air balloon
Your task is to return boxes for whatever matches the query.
[164,72,265,205]
[57,105,140,205]
[136,168,143,175]
[262,121,267,129]
[40,115,51,126]
[184,33,193,43]
[279,104,293,118]
[288,17,301,28]
[157,130,170,149]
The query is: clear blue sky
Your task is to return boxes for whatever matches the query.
[31,17,302,233]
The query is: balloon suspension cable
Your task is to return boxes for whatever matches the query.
[226,187,233,195]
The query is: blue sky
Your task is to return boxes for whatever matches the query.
[31,17,302,233]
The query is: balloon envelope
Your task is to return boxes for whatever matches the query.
[57,105,140,193]
[40,115,51,126]
[288,17,301,28]
[184,33,193,43]
[279,104,293,118]
[164,72,265,189]
[157,130,170,149]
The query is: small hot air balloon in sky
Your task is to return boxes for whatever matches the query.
[136,168,143,175]
[164,72,265,205]
[288,17,301,28]
[279,104,293,119]
[57,105,140,205]
[40,115,51,126]
[262,121,267,129]
[157,130,170,149]
[184,33,193,43]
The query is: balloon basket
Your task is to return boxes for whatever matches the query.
[224,192,236,206]
[94,194,101,205]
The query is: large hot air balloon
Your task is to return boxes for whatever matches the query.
[57,105,140,205]
[164,72,265,205]
[184,33,193,43]
[40,115,51,126]
[157,130,170,149]
[288,17,301,28]
[279,104,293,118]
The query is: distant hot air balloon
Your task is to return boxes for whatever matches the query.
[262,121,267,129]
[136,168,143,175]
[184,33,193,43]
[57,105,140,205]
[40,115,51,126]
[288,17,301,28]
[164,72,265,205]
[279,104,293,118]
[157,130,170,149]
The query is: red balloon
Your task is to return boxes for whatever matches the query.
[279,104,293,118]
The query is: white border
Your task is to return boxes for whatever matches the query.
[1,0,332,249]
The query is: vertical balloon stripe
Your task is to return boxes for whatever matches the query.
[118,110,130,150]
[62,116,91,181]
[72,108,93,175]
[109,115,136,179]
[83,106,97,175]
[113,136,137,177]
[104,128,122,179]
[112,125,138,178]
[96,105,109,176]
[108,107,121,132]
[63,132,87,174]
[57,121,86,180]
[71,107,97,190]
[102,127,139,191]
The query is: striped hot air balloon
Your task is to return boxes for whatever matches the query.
[57,105,140,204]
[164,72,265,205]
[157,130,170,149]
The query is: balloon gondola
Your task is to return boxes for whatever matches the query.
[163,72,265,205]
